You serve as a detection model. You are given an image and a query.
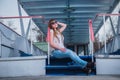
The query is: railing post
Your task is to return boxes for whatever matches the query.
[103,15,107,54]
[0,30,2,57]
[26,19,32,53]
[30,24,33,55]
[47,42,50,65]
[17,0,25,37]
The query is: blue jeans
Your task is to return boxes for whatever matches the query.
[52,48,87,68]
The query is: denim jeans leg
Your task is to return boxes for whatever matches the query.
[64,49,87,68]
[52,49,87,68]
[52,50,69,58]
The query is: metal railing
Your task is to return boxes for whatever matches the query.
[0,21,46,58]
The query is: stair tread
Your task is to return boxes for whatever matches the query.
[46,65,82,67]
[46,65,96,70]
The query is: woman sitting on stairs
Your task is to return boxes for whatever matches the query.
[47,19,94,74]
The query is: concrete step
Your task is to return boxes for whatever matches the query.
[46,65,96,75]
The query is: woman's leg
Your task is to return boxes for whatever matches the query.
[52,49,87,68]
[52,50,69,58]
[64,49,87,68]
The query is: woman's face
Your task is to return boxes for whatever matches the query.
[51,20,58,29]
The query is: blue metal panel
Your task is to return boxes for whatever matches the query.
[18,0,117,44]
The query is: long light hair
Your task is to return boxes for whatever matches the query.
[48,19,63,43]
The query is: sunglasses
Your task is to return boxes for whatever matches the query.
[50,21,57,25]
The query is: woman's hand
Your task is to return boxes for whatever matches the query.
[60,48,66,52]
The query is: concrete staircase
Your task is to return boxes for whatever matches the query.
[46,56,96,75]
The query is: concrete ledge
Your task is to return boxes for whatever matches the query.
[96,55,120,75]
[0,56,47,61]
[0,56,47,77]
[96,55,120,59]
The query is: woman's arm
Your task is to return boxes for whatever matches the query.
[57,22,67,33]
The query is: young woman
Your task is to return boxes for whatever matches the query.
[48,19,93,74]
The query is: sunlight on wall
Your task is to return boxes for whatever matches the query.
[0,0,43,42]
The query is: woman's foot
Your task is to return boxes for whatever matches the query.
[83,67,91,75]
[86,62,94,68]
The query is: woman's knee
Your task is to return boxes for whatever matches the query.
[65,49,75,56]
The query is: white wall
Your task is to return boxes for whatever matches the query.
[96,1,120,42]
[0,0,42,42]
[0,0,19,16]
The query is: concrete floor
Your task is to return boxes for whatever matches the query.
[0,76,120,80]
